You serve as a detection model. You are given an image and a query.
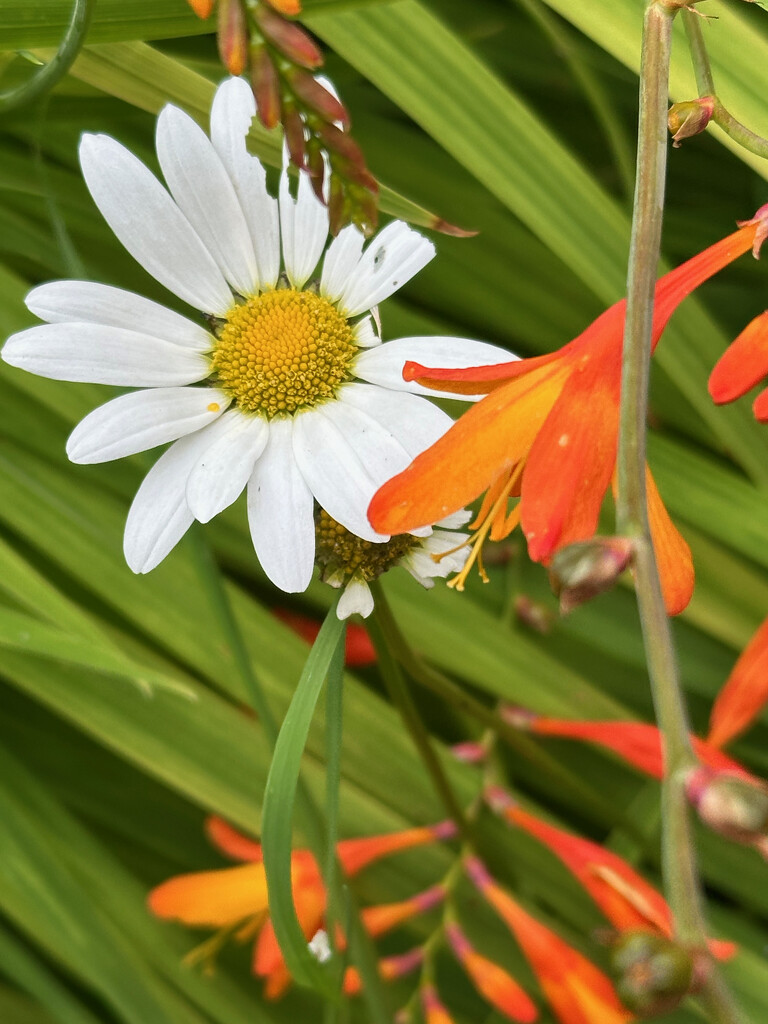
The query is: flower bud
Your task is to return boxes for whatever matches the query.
[265,0,302,13]
[187,0,215,17]
[216,0,248,76]
[250,44,281,129]
[610,931,695,1017]
[286,68,349,128]
[549,536,634,614]
[282,101,307,170]
[686,766,768,845]
[255,4,322,68]
[668,97,715,148]
[513,593,554,634]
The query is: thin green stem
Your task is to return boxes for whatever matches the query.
[372,583,642,838]
[683,11,768,159]
[0,0,94,112]
[323,628,345,957]
[617,4,743,1021]
[369,582,470,838]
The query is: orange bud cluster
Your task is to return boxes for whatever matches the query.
[185,0,379,233]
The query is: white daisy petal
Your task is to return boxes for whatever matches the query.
[247,418,314,592]
[26,281,213,351]
[156,104,259,297]
[320,225,365,302]
[186,408,269,523]
[338,221,435,317]
[437,509,473,529]
[337,580,374,620]
[124,429,215,573]
[354,336,515,401]
[66,387,230,464]
[337,383,453,458]
[353,316,380,348]
[2,324,210,386]
[209,77,280,290]
[79,133,232,315]
[279,157,329,288]
[293,406,393,543]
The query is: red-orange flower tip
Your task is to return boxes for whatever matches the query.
[446,923,538,1022]
[708,615,768,747]
[708,311,768,416]
[737,202,768,259]
[421,984,456,1024]
[266,0,302,13]
[187,0,215,17]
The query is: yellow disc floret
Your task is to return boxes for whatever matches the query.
[212,289,356,417]
[315,509,418,585]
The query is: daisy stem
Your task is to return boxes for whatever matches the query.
[683,10,768,160]
[617,5,743,1021]
[368,582,471,840]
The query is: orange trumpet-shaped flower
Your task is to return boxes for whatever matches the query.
[370,206,768,616]
[421,983,458,1024]
[343,947,424,995]
[503,710,748,780]
[148,816,455,998]
[465,858,631,1024]
[709,311,768,421]
[488,792,736,962]
[708,615,768,748]
[445,922,538,1022]
[361,884,445,937]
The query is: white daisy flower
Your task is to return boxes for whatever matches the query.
[315,508,472,619]
[2,77,511,593]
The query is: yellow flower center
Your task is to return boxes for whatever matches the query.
[212,289,356,417]
[315,510,418,584]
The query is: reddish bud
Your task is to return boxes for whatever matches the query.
[251,44,281,129]
[668,96,715,147]
[686,766,768,846]
[549,536,634,614]
[610,931,696,1017]
[255,5,322,68]
[451,741,487,764]
[305,136,326,204]
[282,102,307,169]
[217,0,248,76]
[287,69,349,128]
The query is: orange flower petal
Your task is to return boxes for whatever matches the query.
[422,983,457,1024]
[521,341,621,562]
[709,312,768,404]
[752,385,768,422]
[466,861,630,1024]
[361,885,444,937]
[708,615,768,748]
[187,0,215,17]
[645,465,694,616]
[148,862,268,927]
[446,925,538,1022]
[404,349,563,396]
[369,362,569,535]
[205,816,263,862]
[266,0,302,13]
[338,822,455,876]
[530,718,666,777]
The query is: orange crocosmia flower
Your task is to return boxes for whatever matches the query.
[490,795,735,962]
[709,311,768,422]
[186,0,215,17]
[708,615,768,749]
[148,816,454,998]
[465,858,631,1024]
[369,205,768,616]
[361,884,444,937]
[445,922,538,1022]
[509,712,747,780]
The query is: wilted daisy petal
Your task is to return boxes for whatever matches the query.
[79,133,232,315]
[3,323,209,387]
[156,103,259,297]
[248,419,315,592]
[26,281,213,351]
[337,580,375,620]
[67,387,230,464]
